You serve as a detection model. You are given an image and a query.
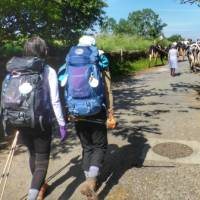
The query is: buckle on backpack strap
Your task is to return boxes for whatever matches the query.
[12,71,21,77]
[18,112,25,119]
[68,115,78,122]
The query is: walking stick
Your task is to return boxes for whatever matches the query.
[0,130,19,200]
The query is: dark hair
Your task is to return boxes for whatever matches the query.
[24,36,48,58]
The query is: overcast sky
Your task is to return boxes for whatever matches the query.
[104,0,200,40]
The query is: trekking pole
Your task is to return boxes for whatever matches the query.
[0,131,19,186]
[77,118,105,124]
[0,131,19,200]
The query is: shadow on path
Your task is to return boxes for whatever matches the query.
[46,120,160,200]
[98,134,150,200]
[46,155,84,200]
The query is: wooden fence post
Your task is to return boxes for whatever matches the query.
[120,48,123,62]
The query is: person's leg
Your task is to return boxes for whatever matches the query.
[20,130,38,200]
[75,121,99,199]
[172,68,176,76]
[28,150,36,174]
[170,68,173,76]
[31,128,51,200]
[75,111,107,176]
[78,111,107,200]
[20,130,35,174]
[30,153,49,190]
[75,122,93,176]
[89,124,107,172]
[21,128,51,200]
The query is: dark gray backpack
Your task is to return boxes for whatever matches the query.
[1,57,51,135]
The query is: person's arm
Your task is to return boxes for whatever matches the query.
[47,66,66,126]
[102,69,113,116]
[168,50,170,61]
[102,68,117,129]
[98,53,113,114]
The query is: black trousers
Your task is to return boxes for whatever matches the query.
[75,110,108,172]
[19,127,52,190]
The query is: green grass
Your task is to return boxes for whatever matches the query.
[111,58,168,76]
[96,34,171,55]
[96,34,152,52]
[131,58,167,71]
[130,59,150,71]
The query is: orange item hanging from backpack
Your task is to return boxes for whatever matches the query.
[107,115,117,129]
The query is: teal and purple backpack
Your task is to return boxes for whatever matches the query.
[58,45,106,117]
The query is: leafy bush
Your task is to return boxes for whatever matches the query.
[0,39,25,58]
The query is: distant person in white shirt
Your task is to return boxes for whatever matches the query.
[168,43,178,77]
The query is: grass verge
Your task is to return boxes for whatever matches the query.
[111,58,167,76]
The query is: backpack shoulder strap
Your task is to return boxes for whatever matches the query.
[58,63,68,87]
[89,46,99,64]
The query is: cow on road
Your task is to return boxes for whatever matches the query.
[148,45,168,67]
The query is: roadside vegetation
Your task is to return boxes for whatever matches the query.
[96,34,153,52]
[0,0,189,76]
[110,57,168,76]
[0,33,171,76]
[96,34,170,75]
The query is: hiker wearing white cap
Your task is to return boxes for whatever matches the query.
[62,35,116,200]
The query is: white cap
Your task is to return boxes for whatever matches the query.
[98,50,104,55]
[78,35,96,46]
[172,42,177,47]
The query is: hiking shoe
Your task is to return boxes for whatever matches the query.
[79,178,98,200]
[36,183,49,200]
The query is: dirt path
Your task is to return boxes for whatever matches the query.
[1,61,200,200]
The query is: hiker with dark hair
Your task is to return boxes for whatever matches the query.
[1,36,67,200]
[58,35,116,200]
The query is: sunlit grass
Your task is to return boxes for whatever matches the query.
[131,58,167,71]
[112,58,168,76]
[96,34,171,54]
[96,34,152,52]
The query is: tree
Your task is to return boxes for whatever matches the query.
[0,0,107,45]
[100,17,117,34]
[114,18,133,35]
[167,34,184,42]
[127,9,167,38]
[180,0,200,6]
